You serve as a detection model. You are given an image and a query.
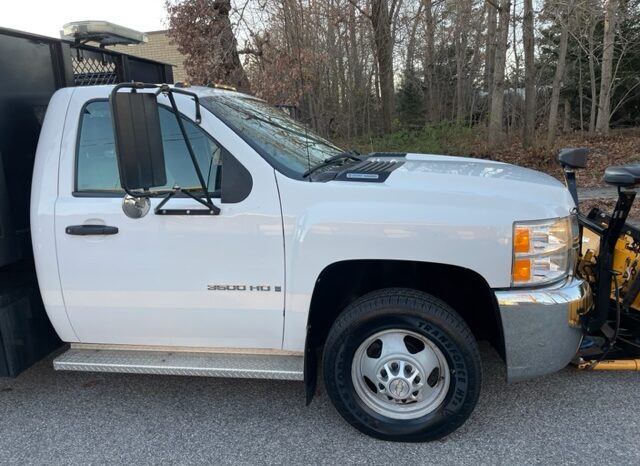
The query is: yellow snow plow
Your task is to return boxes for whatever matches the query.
[560,148,640,371]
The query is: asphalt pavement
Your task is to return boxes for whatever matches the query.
[0,343,638,465]
[577,187,620,201]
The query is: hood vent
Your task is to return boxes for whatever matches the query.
[335,158,404,183]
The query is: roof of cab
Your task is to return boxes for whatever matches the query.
[65,84,248,100]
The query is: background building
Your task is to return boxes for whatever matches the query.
[110,30,187,82]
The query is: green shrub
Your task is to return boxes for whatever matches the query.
[343,124,475,156]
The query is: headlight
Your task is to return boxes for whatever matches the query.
[511,216,578,287]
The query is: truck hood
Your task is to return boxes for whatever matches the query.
[397,153,559,187]
[385,154,575,214]
[336,154,575,220]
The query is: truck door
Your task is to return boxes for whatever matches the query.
[53,93,285,348]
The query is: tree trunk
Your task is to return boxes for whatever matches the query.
[371,0,395,133]
[455,1,470,123]
[578,46,584,132]
[166,0,250,91]
[563,98,571,133]
[405,3,424,73]
[595,0,618,134]
[546,14,569,147]
[485,3,498,123]
[588,20,598,133]
[522,0,536,147]
[468,3,486,126]
[488,0,511,148]
[509,0,520,135]
[215,1,250,90]
[348,3,365,136]
[422,0,435,122]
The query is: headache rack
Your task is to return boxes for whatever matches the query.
[0,27,173,89]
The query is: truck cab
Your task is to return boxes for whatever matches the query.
[33,85,286,349]
[30,83,590,442]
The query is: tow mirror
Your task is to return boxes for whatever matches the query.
[109,82,220,216]
[110,87,167,192]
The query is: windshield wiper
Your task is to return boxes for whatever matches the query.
[303,152,363,178]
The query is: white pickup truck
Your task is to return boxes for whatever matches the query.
[30,82,590,442]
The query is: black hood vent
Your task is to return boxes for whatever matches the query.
[335,157,405,183]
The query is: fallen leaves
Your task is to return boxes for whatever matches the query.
[467,128,640,188]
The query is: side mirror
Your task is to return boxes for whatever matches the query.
[559,148,589,207]
[559,148,589,170]
[110,88,167,192]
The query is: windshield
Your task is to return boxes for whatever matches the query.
[202,95,344,178]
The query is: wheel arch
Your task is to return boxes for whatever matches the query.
[303,259,503,404]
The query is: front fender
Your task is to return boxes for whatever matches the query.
[276,174,514,351]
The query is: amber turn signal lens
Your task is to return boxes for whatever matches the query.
[512,258,531,282]
[514,227,530,254]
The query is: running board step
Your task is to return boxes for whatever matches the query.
[53,348,304,381]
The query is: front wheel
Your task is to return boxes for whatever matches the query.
[322,288,481,442]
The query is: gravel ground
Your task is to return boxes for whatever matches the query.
[0,343,638,466]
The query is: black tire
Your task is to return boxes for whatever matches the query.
[322,288,481,442]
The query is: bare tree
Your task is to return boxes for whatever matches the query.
[587,9,600,133]
[370,0,396,133]
[547,3,569,147]
[455,1,472,123]
[522,0,535,147]
[215,0,640,149]
[595,0,618,134]
[422,0,435,122]
[405,2,424,72]
[485,2,497,122]
[488,0,511,148]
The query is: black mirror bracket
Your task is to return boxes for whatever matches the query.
[563,168,579,209]
[154,187,221,216]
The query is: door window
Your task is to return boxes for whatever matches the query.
[76,100,222,194]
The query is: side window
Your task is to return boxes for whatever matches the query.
[76,101,222,194]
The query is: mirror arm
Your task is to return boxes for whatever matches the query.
[113,83,201,124]
[161,86,202,124]
[112,81,159,94]
[165,90,219,214]
[155,190,176,212]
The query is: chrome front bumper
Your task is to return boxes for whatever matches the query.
[495,277,591,382]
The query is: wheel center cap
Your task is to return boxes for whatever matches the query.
[388,378,410,399]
